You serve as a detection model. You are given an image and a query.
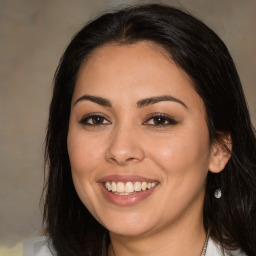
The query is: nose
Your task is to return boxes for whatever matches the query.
[105,124,145,166]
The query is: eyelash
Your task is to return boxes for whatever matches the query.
[143,113,177,127]
[79,113,111,126]
[79,113,177,127]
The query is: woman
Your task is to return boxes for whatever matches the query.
[40,4,256,256]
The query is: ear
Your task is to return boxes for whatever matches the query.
[208,134,232,174]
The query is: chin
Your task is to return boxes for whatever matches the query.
[97,210,157,237]
[108,224,151,237]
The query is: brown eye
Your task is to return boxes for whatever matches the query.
[91,116,105,124]
[79,114,110,126]
[152,116,167,125]
[144,114,178,127]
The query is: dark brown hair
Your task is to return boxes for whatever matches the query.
[43,4,256,256]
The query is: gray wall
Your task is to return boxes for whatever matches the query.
[1,0,255,246]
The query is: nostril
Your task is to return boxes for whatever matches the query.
[126,157,137,162]
[105,138,145,165]
[109,156,136,166]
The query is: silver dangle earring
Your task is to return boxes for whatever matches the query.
[214,189,222,198]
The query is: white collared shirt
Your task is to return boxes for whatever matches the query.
[1,236,247,256]
[206,237,247,256]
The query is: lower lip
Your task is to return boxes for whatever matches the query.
[98,183,158,206]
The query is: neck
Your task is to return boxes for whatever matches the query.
[108,219,207,256]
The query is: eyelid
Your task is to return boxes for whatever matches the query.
[143,112,178,126]
[79,112,111,125]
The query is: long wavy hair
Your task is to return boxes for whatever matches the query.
[43,4,256,256]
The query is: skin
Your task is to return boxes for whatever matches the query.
[67,42,229,256]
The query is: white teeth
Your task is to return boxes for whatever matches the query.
[117,182,125,193]
[112,182,117,192]
[104,181,158,194]
[134,181,142,191]
[106,182,111,191]
[141,182,147,191]
[125,182,134,193]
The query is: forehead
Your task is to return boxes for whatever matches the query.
[73,41,204,111]
[85,41,173,66]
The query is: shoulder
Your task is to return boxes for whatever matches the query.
[22,236,55,256]
[0,236,55,256]
[206,237,247,256]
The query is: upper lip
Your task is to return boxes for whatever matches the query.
[98,175,159,183]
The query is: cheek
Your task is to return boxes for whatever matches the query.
[147,126,211,175]
[67,129,103,177]
[67,130,103,212]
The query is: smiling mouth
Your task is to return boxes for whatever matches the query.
[103,181,158,195]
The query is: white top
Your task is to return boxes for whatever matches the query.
[206,237,247,256]
[22,236,54,256]
[0,236,247,256]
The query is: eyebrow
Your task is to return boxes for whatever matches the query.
[74,95,112,107]
[137,95,187,109]
[74,94,187,109]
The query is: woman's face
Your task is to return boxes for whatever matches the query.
[67,42,218,237]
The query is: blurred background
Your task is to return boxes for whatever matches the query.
[0,0,255,247]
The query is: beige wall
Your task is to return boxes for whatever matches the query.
[1,0,255,246]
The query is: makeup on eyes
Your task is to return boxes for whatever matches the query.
[78,112,178,129]
[75,97,184,128]
[143,112,178,127]
[79,112,111,126]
